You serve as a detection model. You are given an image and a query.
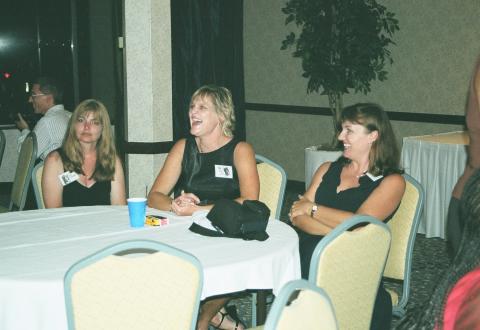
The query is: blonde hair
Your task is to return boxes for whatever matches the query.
[191,85,235,137]
[61,99,116,181]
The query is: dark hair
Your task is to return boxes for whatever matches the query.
[34,76,64,104]
[395,169,480,329]
[340,103,402,176]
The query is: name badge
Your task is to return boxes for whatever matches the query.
[366,172,383,182]
[215,165,233,179]
[58,171,79,186]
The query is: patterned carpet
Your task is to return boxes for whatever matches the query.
[229,181,451,328]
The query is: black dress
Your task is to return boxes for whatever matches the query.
[58,149,111,207]
[175,136,241,202]
[298,157,393,330]
[63,180,111,207]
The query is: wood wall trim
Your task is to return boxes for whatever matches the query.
[122,141,174,154]
[245,102,466,125]
[122,103,465,155]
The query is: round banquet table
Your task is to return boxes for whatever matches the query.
[0,205,300,330]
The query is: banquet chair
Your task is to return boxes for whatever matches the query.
[249,154,287,325]
[31,162,44,209]
[64,239,203,330]
[383,174,424,317]
[0,132,37,212]
[0,129,5,168]
[250,280,338,330]
[256,154,287,220]
[309,215,392,330]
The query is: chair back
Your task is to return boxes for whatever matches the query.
[31,162,45,209]
[263,280,338,330]
[10,132,37,211]
[0,129,5,168]
[256,154,287,219]
[64,240,203,330]
[309,215,391,330]
[249,154,288,326]
[383,174,424,316]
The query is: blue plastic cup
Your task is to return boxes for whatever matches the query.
[127,197,147,228]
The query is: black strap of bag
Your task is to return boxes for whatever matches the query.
[188,222,225,237]
[188,199,270,241]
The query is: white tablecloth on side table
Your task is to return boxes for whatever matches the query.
[0,206,301,330]
[401,131,469,238]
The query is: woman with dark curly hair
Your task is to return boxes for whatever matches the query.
[396,169,480,329]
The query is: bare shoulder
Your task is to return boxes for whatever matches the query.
[380,173,406,190]
[43,151,64,176]
[319,161,332,171]
[234,141,255,155]
[114,155,124,168]
[306,161,332,194]
[315,161,332,178]
[45,150,62,165]
[170,138,187,155]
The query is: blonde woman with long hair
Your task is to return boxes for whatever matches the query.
[42,99,125,207]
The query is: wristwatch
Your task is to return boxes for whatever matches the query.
[310,204,318,217]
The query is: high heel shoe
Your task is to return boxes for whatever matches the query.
[211,306,245,330]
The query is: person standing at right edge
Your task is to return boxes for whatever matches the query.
[447,57,480,259]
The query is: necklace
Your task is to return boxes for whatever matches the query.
[356,171,367,178]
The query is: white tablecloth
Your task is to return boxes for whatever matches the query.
[0,206,300,330]
[401,131,469,238]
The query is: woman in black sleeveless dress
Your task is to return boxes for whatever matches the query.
[148,85,259,330]
[42,99,125,207]
[290,103,405,330]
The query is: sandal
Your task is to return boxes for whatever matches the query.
[211,306,245,330]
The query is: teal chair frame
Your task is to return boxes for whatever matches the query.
[262,280,338,330]
[64,240,203,330]
[383,174,425,317]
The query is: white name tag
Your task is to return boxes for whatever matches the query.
[215,165,233,179]
[366,172,383,182]
[58,171,79,186]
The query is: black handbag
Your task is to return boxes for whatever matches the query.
[189,199,270,241]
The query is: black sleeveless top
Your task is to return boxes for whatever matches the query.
[63,180,111,207]
[315,157,392,222]
[58,149,111,207]
[175,136,240,202]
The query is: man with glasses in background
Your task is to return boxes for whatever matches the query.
[15,76,71,160]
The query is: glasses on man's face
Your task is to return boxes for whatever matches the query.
[30,93,47,98]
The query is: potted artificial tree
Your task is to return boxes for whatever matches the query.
[281,0,399,187]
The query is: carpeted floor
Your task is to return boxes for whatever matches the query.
[229,181,451,328]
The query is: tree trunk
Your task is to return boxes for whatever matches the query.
[328,92,343,149]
